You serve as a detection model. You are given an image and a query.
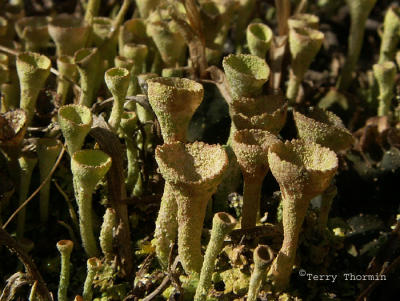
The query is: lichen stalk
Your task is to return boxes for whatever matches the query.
[194,212,236,301]
[16,153,37,239]
[373,61,397,117]
[37,138,62,223]
[241,174,264,229]
[56,55,77,105]
[154,182,178,269]
[247,245,274,301]
[83,257,102,301]
[56,240,74,301]
[100,208,117,260]
[337,0,377,91]
[378,6,400,64]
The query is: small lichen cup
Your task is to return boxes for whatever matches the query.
[56,240,74,301]
[222,54,270,99]
[15,16,50,51]
[83,257,102,301]
[105,67,130,132]
[16,52,51,125]
[288,13,319,30]
[246,23,273,58]
[147,77,204,143]
[155,141,228,274]
[48,14,90,56]
[58,104,93,156]
[267,139,338,290]
[232,129,279,229]
[71,149,112,257]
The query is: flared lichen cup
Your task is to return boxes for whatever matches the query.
[246,23,273,58]
[74,48,100,107]
[0,109,27,160]
[118,18,148,49]
[293,107,354,153]
[71,150,112,257]
[155,141,229,274]
[15,16,50,51]
[58,104,93,156]
[267,139,338,290]
[120,43,148,75]
[17,52,51,125]
[232,129,279,229]
[49,14,90,56]
[288,13,320,30]
[231,95,287,134]
[147,77,204,143]
[223,54,270,99]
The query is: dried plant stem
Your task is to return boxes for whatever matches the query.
[275,0,291,36]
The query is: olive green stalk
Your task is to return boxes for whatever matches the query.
[120,43,148,96]
[247,245,274,301]
[71,149,112,257]
[105,67,130,132]
[16,52,51,125]
[222,54,270,99]
[194,212,236,301]
[155,142,228,274]
[337,0,377,91]
[74,48,100,107]
[267,140,338,290]
[100,208,117,260]
[48,15,90,56]
[84,0,100,25]
[232,129,279,229]
[287,27,324,103]
[0,83,18,113]
[135,0,161,18]
[15,16,50,51]
[246,23,273,58]
[396,51,400,69]
[37,138,62,222]
[16,153,37,239]
[56,55,77,105]
[120,111,140,196]
[28,281,39,301]
[373,61,397,117]
[56,240,74,301]
[318,183,337,233]
[147,77,204,143]
[378,7,400,64]
[83,257,102,301]
[58,104,93,156]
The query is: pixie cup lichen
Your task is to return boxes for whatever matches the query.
[37,138,62,223]
[288,13,319,30]
[0,109,27,161]
[56,240,74,301]
[56,55,77,105]
[267,139,338,290]
[287,27,324,103]
[373,61,397,117]
[247,245,274,301]
[71,150,112,257]
[232,129,279,229]
[379,6,400,64]
[155,142,228,274]
[194,212,237,301]
[16,52,51,125]
[83,257,102,301]
[105,67,130,132]
[222,54,270,99]
[147,77,204,143]
[15,16,50,51]
[48,14,90,56]
[58,104,93,156]
[100,208,117,260]
[246,23,273,59]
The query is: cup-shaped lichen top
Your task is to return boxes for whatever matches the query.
[268,139,338,201]
[223,54,270,99]
[119,18,148,49]
[16,52,51,124]
[246,23,273,58]
[92,17,113,46]
[147,77,204,142]
[71,149,112,192]
[231,95,287,134]
[289,27,324,80]
[288,13,320,30]
[58,104,93,156]
[0,109,27,158]
[15,16,50,51]
[232,129,279,177]
[156,141,228,189]
[49,15,90,56]
[294,107,354,153]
